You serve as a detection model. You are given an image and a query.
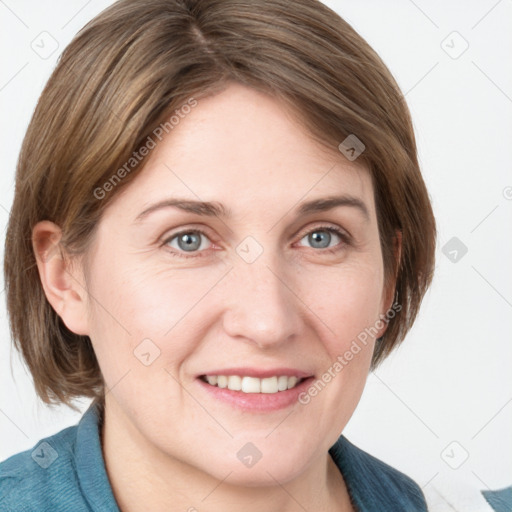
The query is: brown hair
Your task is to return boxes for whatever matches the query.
[3,0,436,410]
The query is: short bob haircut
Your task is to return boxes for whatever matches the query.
[4,0,436,411]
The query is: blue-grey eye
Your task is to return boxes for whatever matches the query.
[299,228,341,249]
[167,231,209,252]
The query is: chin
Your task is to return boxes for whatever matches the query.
[217,460,307,488]
[197,441,311,487]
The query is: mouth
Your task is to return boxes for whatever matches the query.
[199,374,307,394]
[195,367,315,412]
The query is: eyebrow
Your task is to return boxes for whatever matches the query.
[297,195,370,221]
[134,194,370,223]
[134,199,230,222]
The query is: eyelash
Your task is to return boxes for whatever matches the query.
[162,225,351,259]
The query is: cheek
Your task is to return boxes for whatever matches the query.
[290,261,381,440]
[85,254,228,361]
[301,258,384,351]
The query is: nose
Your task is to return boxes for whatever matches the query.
[221,257,304,350]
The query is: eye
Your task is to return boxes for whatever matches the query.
[162,225,349,259]
[164,229,212,255]
[297,225,347,251]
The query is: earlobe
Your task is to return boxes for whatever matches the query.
[32,220,90,336]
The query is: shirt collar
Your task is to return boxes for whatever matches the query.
[75,400,120,511]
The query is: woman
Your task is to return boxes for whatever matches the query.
[0,0,436,510]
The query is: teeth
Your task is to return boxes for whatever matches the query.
[277,375,288,391]
[202,375,304,393]
[228,375,242,391]
[242,376,260,393]
[288,376,298,389]
[261,376,277,393]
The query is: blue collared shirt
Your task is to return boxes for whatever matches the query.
[0,400,428,511]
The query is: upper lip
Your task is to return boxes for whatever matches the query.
[198,367,314,379]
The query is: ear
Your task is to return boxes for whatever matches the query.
[32,220,90,336]
[376,229,402,338]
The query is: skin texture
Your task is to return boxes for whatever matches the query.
[33,83,398,512]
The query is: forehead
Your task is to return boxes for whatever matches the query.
[107,83,375,222]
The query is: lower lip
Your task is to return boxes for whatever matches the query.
[195,377,315,412]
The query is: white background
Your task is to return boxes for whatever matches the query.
[1,0,511,506]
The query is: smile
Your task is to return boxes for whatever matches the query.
[200,375,305,394]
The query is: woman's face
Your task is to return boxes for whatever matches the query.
[79,83,393,485]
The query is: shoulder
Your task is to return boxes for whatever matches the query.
[0,423,89,512]
[329,435,428,512]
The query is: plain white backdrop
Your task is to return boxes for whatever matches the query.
[1,0,511,505]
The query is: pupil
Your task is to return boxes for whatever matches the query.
[179,232,200,251]
[310,230,330,248]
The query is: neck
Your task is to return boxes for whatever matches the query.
[100,398,354,512]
